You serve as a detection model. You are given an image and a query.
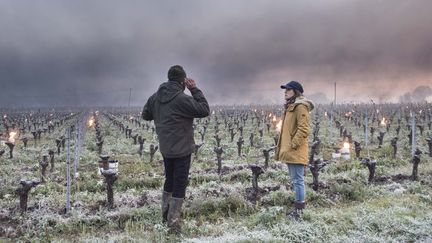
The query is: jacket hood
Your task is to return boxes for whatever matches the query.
[294,96,315,111]
[156,81,184,104]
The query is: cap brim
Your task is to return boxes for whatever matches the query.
[281,85,294,89]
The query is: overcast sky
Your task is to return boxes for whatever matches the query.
[1,0,432,106]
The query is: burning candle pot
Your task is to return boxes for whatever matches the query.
[275,119,283,133]
[341,142,351,160]
[5,131,17,159]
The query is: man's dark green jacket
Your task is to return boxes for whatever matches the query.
[142,81,209,158]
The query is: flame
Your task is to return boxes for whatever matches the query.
[88,117,95,127]
[272,115,277,122]
[343,142,350,149]
[9,132,17,143]
[276,120,283,132]
[268,113,272,117]
[380,117,386,126]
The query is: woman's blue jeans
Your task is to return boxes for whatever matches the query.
[288,164,305,202]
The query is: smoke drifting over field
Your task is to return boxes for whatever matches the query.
[1,0,432,106]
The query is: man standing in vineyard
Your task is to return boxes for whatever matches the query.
[142,65,210,234]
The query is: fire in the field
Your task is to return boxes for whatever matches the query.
[9,132,17,143]
[380,117,386,126]
[88,117,95,127]
[343,142,350,149]
[276,120,283,132]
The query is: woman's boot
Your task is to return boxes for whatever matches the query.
[287,201,305,220]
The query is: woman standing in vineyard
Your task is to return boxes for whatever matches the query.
[275,80,314,219]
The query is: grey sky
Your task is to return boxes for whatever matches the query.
[1,0,431,106]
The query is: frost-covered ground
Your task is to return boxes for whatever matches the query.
[1,106,431,242]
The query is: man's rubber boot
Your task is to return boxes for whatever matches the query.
[167,197,184,235]
[162,191,172,223]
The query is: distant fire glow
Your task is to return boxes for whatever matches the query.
[9,132,17,143]
[276,120,283,132]
[380,117,386,126]
[88,117,95,127]
[343,142,350,149]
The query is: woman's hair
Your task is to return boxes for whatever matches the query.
[285,89,303,108]
[293,89,302,99]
